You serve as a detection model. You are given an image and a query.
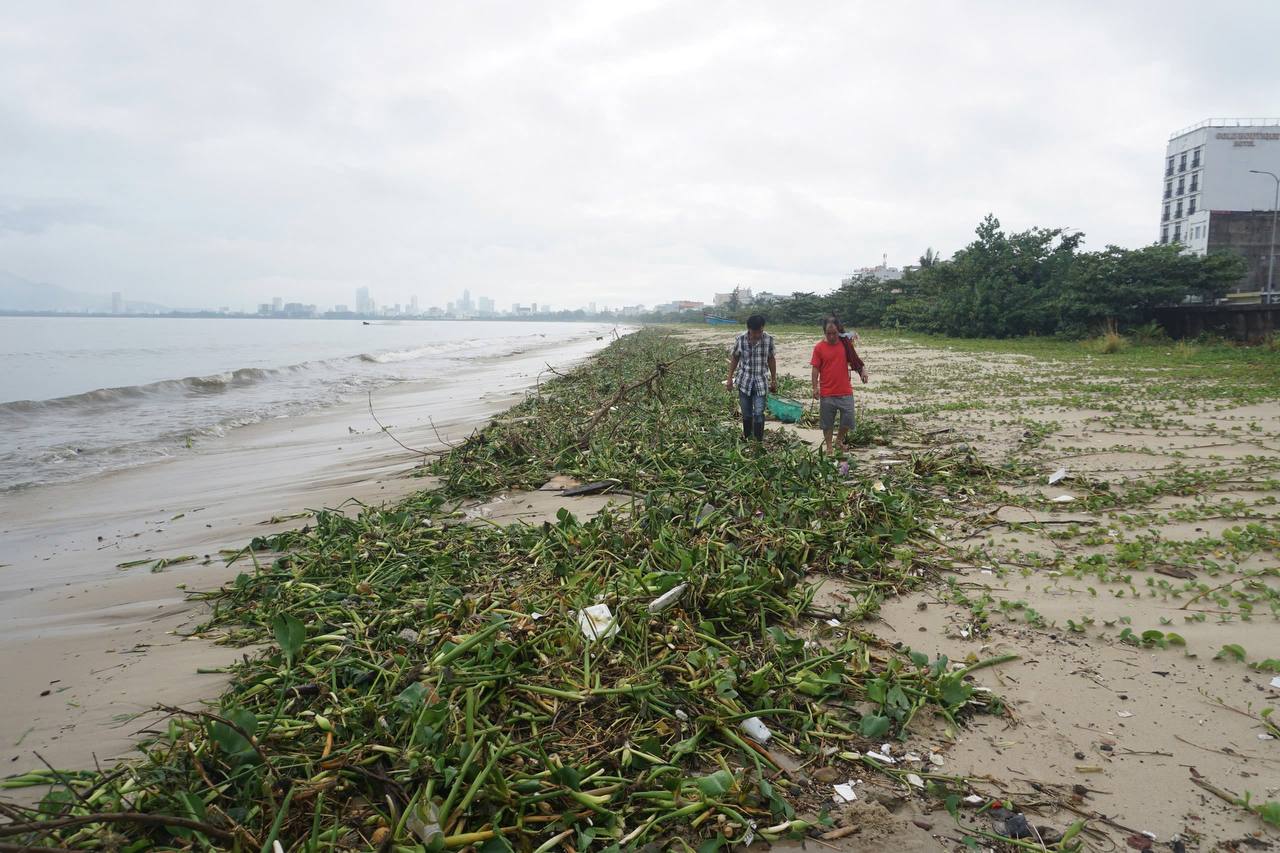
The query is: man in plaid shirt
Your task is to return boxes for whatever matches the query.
[725,314,777,441]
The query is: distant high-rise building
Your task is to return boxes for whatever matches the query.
[334,304,349,313]
[477,296,495,315]
[272,296,283,312]
[460,289,473,314]
[539,304,551,313]
[356,287,372,314]
[410,296,419,315]
[588,301,597,313]
[110,292,123,314]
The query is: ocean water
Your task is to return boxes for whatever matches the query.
[0,317,610,491]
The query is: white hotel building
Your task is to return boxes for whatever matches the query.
[1161,118,1280,254]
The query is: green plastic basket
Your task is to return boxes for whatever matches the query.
[766,395,805,423]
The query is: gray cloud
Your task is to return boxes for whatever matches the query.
[1,1,1277,311]
[0,200,103,234]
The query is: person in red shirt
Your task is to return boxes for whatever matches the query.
[810,318,868,455]
[823,314,867,378]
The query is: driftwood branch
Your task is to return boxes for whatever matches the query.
[575,347,717,449]
[1188,768,1240,805]
[367,392,443,458]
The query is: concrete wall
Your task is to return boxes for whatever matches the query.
[1207,210,1279,294]
[1156,304,1280,341]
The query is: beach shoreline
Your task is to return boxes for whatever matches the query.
[0,329,619,777]
[4,326,1278,850]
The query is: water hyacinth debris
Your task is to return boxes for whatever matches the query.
[1,330,1012,850]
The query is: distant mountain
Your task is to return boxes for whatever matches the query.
[0,271,169,313]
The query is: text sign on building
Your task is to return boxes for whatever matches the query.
[1216,131,1280,148]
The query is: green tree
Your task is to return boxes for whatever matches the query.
[1059,244,1243,335]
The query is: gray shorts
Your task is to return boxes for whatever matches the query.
[819,395,856,431]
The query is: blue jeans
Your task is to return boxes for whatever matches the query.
[738,389,765,441]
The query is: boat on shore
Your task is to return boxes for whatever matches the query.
[703,314,737,326]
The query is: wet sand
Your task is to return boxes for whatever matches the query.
[0,331,616,776]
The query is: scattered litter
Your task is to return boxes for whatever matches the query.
[739,716,771,744]
[1051,494,1075,503]
[647,583,688,614]
[1048,467,1068,485]
[1259,733,1275,741]
[1001,814,1032,839]
[406,801,443,845]
[963,794,985,805]
[1117,711,1134,718]
[1075,765,1103,773]
[576,604,618,641]
[529,611,544,620]
[906,773,925,789]
[864,750,896,764]
[929,753,944,767]
[833,783,857,803]
[872,480,886,492]
[980,569,994,575]
[674,709,689,722]
[1270,676,1280,689]
[825,618,841,627]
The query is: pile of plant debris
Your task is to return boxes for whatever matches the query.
[2,330,1017,852]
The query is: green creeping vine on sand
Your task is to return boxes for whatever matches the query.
[1,330,1015,851]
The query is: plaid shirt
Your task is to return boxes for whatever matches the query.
[732,331,776,394]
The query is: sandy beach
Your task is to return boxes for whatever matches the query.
[0,330,615,778]
[697,326,1280,850]
[4,326,1277,851]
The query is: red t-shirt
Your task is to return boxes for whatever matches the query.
[810,340,853,397]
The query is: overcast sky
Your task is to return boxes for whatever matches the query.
[2,2,1278,312]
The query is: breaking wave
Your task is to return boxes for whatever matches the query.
[357,338,487,364]
[0,366,285,417]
